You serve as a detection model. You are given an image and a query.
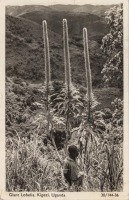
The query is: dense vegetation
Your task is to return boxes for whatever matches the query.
[101,4,123,88]
[6,4,123,192]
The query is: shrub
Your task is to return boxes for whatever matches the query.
[25,38,32,43]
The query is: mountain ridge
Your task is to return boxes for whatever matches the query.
[6,4,117,17]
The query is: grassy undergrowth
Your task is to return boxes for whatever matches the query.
[6,77,123,192]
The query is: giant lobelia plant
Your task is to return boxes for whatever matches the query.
[51,19,84,152]
[40,20,63,163]
[83,28,92,123]
[42,20,52,137]
[77,28,123,191]
[63,18,71,142]
[77,28,100,174]
[79,28,94,172]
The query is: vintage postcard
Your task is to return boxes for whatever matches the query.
[0,0,129,199]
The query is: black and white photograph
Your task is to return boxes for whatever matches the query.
[0,0,129,199]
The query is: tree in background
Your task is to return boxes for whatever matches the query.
[101,4,123,89]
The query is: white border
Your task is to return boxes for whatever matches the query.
[0,0,128,199]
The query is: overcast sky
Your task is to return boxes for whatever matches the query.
[6,0,123,6]
[41,0,123,5]
[4,0,123,6]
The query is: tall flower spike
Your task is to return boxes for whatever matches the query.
[83,28,92,120]
[63,19,71,89]
[43,20,51,85]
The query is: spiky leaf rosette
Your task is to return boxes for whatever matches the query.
[52,84,84,117]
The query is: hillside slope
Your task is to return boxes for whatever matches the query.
[6,14,106,86]
[19,10,108,40]
[6,5,52,17]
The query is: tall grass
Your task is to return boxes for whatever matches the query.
[6,131,67,191]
